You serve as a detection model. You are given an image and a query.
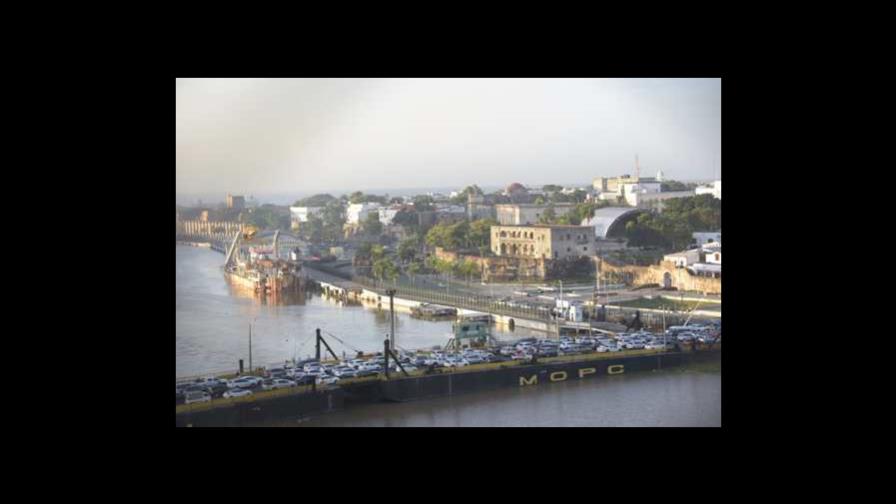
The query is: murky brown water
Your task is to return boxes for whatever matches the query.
[176,245,542,377]
[290,365,721,427]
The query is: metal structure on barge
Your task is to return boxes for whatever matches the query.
[222,229,305,295]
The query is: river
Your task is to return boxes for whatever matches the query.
[176,245,722,427]
[176,245,542,377]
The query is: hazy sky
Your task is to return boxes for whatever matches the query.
[176,78,720,201]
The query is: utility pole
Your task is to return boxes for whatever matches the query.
[248,323,253,374]
[386,289,396,350]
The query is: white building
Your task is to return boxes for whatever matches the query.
[378,206,402,226]
[346,203,382,225]
[621,180,662,206]
[705,248,721,265]
[693,232,722,246]
[495,203,576,225]
[289,206,325,229]
[695,180,721,199]
[664,248,702,268]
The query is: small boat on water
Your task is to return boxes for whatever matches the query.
[410,303,457,320]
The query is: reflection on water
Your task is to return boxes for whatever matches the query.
[224,278,309,306]
[176,246,542,377]
[286,362,722,427]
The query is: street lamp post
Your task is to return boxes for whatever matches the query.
[249,316,258,375]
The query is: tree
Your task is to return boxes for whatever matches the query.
[398,235,421,263]
[406,260,423,279]
[468,218,497,255]
[425,221,470,251]
[457,259,479,284]
[363,212,383,237]
[543,184,563,193]
[389,196,404,205]
[302,214,324,242]
[372,257,399,281]
[370,244,386,262]
[661,180,689,192]
[294,194,336,207]
[321,201,346,241]
[534,196,545,205]
[349,191,365,204]
[392,208,419,229]
[428,257,455,278]
[450,185,484,205]
[245,206,290,231]
[539,204,556,224]
[413,195,435,212]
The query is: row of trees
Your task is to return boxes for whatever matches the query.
[448,184,484,205]
[245,206,291,231]
[423,218,496,254]
[623,194,721,250]
[536,200,610,226]
[355,242,400,281]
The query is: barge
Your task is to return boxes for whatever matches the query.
[176,346,720,427]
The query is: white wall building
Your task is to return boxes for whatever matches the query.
[346,203,382,225]
[664,249,702,268]
[289,206,325,229]
[621,181,662,206]
[378,206,402,226]
[693,232,722,246]
[695,180,721,199]
[705,248,721,265]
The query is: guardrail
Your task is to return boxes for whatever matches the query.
[353,275,557,322]
[350,275,718,329]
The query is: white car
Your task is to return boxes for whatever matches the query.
[223,388,253,399]
[227,377,259,389]
[184,391,211,404]
[263,378,297,390]
[346,359,366,369]
[317,375,339,385]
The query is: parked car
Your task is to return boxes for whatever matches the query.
[263,378,297,390]
[184,391,211,404]
[223,388,253,399]
[183,384,213,395]
[228,377,258,389]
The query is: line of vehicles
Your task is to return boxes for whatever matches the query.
[177,322,720,406]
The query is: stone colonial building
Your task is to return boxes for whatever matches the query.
[490,224,595,261]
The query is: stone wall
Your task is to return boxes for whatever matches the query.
[434,247,547,281]
[598,258,721,295]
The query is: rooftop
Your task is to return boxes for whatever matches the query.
[689,263,722,273]
[494,203,576,208]
[491,224,593,229]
